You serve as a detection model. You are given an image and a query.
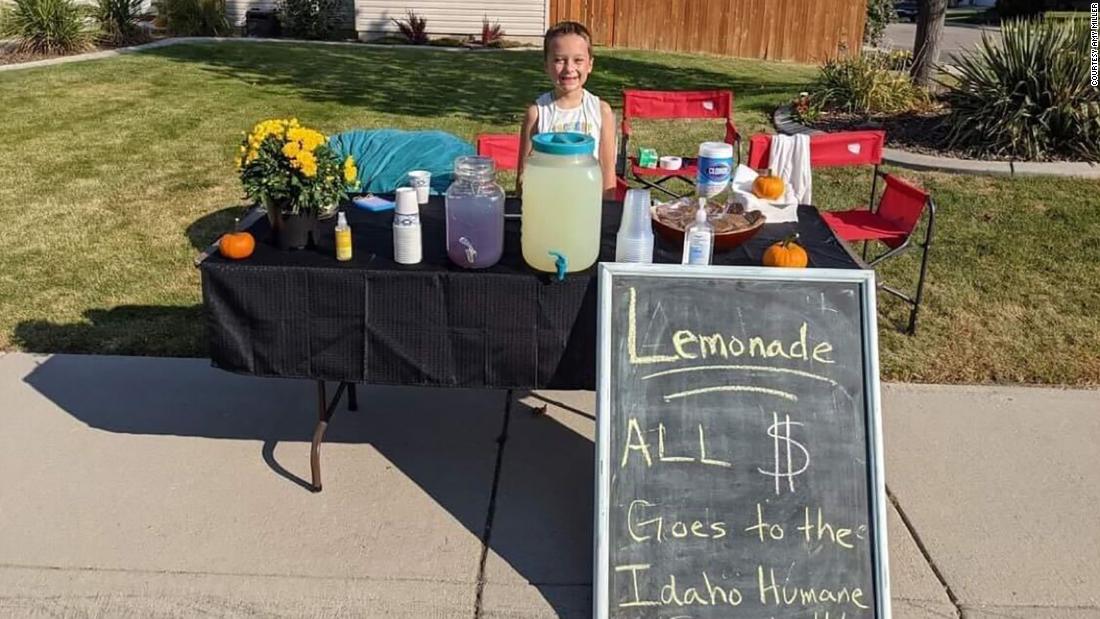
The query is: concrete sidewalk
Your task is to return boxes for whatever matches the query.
[0,352,1096,618]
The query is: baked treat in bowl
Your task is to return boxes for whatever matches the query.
[651,198,766,250]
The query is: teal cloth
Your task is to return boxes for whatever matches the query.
[328,129,474,195]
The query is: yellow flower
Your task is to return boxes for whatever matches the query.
[282,141,301,159]
[343,156,358,183]
[295,150,318,178]
[247,119,289,147]
[287,127,326,152]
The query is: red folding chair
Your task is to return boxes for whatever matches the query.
[476,133,521,171]
[619,89,741,199]
[749,131,934,335]
[747,130,887,209]
[820,174,935,334]
[477,133,630,201]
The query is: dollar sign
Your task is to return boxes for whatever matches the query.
[757,412,810,494]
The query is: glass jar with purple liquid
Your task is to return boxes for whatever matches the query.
[445,156,505,269]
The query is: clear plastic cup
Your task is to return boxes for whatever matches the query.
[616,189,655,263]
[615,237,655,263]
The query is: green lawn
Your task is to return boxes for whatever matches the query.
[0,41,1097,385]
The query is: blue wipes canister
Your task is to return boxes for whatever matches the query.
[695,141,734,198]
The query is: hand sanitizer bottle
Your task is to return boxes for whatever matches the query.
[335,211,353,261]
[682,199,714,266]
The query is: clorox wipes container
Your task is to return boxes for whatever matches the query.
[521,132,603,274]
[696,141,734,198]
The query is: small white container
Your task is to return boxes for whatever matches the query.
[696,141,734,198]
[658,156,682,171]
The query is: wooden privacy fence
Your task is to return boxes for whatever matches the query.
[549,0,866,63]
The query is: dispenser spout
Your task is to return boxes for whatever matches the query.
[548,251,567,281]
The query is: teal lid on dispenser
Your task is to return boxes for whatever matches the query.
[531,132,595,156]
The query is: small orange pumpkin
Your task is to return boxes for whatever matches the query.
[763,235,808,268]
[219,230,255,260]
[752,169,785,200]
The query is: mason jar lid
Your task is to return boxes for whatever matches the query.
[454,155,495,176]
[531,132,595,156]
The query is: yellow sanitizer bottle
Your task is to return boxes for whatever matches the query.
[335,211,353,261]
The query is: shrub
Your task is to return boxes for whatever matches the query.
[391,9,426,44]
[943,18,1100,161]
[152,0,230,35]
[863,0,895,46]
[427,36,466,47]
[277,0,343,39]
[0,0,93,54]
[93,0,148,46]
[811,50,928,115]
[480,16,503,46]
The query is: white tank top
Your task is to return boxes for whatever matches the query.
[535,89,603,159]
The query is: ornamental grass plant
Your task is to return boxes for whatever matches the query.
[237,118,357,217]
[809,49,928,117]
[92,0,148,46]
[152,0,230,36]
[0,0,93,54]
[943,18,1100,162]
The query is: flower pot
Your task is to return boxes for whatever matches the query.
[268,209,318,250]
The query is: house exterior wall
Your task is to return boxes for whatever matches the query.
[355,0,548,38]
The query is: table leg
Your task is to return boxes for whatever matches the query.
[310,380,349,493]
[347,383,358,411]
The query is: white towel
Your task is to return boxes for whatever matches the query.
[768,134,813,205]
[730,165,799,224]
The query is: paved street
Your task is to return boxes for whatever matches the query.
[882,23,1001,62]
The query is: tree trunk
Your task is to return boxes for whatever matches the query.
[910,0,948,87]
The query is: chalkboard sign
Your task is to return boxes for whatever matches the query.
[595,264,890,619]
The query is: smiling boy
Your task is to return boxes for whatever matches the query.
[518,21,617,197]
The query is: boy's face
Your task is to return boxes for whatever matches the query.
[545,33,593,94]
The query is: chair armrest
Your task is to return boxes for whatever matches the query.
[724,118,740,145]
[725,119,742,165]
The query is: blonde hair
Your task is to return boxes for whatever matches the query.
[543,21,593,59]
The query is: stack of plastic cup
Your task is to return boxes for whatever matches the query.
[615,188,655,264]
[393,187,422,265]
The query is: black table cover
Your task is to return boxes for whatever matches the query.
[200,198,862,390]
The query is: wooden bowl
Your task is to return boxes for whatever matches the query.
[650,207,767,251]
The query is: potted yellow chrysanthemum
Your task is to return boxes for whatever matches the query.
[237,118,358,250]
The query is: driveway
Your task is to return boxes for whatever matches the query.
[883,22,1001,62]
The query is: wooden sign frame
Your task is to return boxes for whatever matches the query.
[594,263,891,619]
